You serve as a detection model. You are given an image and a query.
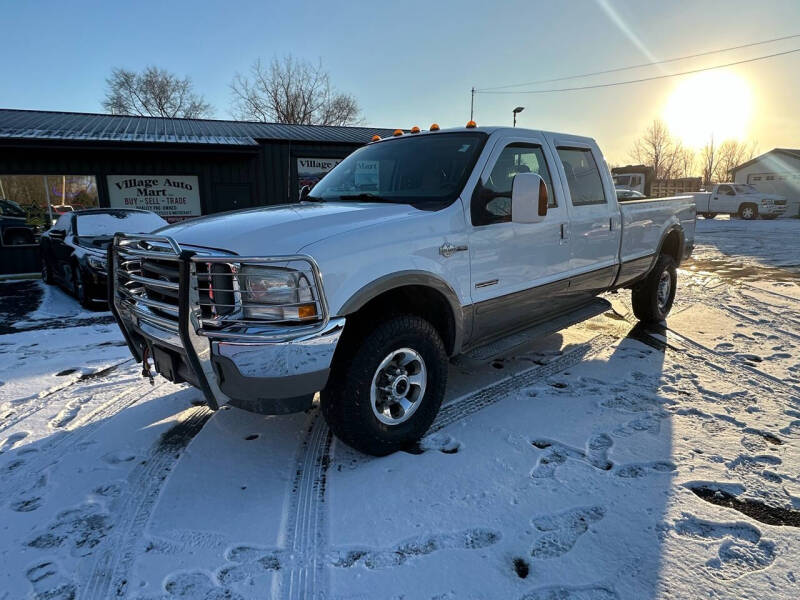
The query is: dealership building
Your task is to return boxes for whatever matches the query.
[0,108,395,220]
[0,109,395,274]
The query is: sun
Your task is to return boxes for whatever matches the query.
[662,69,753,148]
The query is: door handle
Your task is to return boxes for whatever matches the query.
[560,223,569,243]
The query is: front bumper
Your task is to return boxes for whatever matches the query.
[761,203,786,216]
[107,234,343,414]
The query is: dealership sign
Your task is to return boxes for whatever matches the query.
[297,158,342,194]
[107,175,201,222]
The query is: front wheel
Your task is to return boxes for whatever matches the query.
[739,204,758,220]
[73,264,92,308]
[321,314,448,456]
[41,255,55,285]
[631,254,677,323]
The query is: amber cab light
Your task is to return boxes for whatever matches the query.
[430,123,440,131]
[371,134,381,142]
[393,129,404,136]
[466,120,477,128]
[411,126,420,133]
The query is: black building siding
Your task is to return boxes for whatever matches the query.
[0,139,363,214]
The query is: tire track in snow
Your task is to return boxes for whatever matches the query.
[277,410,333,600]
[430,334,618,433]
[0,358,134,435]
[639,322,800,404]
[82,406,212,600]
[1,375,169,500]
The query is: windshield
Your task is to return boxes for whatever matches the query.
[75,211,167,237]
[734,184,758,194]
[308,132,488,208]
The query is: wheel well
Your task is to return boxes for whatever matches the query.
[660,229,682,264]
[343,285,457,355]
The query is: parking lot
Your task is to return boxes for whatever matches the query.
[1,217,799,600]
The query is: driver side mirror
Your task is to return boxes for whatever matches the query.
[511,173,549,223]
[299,185,311,202]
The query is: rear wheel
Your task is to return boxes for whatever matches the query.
[321,314,448,456]
[739,204,758,220]
[631,254,677,323]
[702,212,717,219]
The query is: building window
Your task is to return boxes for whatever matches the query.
[0,175,98,231]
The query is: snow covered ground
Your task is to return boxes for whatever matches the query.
[1,218,799,600]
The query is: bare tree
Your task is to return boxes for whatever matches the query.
[629,119,684,180]
[713,139,759,182]
[103,66,213,118]
[673,146,696,179]
[700,135,718,185]
[230,56,361,125]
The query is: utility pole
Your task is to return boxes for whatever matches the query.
[470,87,475,121]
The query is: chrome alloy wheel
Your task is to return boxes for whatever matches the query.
[657,270,671,312]
[370,347,427,425]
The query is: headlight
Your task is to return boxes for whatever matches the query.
[87,255,107,271]
[761,198,772,205]
[239,266,318,321]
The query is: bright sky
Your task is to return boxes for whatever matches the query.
[2,0,799,163]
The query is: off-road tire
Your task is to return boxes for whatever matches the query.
[739,203,758,220]
[631,254,677,323]
[321,314,448,456]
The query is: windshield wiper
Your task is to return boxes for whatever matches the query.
[338,193,396,203]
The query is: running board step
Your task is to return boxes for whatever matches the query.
[458,298,613,364]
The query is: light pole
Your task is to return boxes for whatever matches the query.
[513,106,525,127]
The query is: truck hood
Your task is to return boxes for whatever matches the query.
[156,202,422,255]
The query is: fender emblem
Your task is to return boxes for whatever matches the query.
[439,242,468,258]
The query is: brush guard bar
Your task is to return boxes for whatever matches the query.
[107,233,344,413]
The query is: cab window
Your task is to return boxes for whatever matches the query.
[472,143,555,226]
[556,147,607,206]
[717,185,734,195]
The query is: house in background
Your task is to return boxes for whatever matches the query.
[732,148,800,217]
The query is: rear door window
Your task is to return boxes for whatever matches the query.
[556,147,607,206]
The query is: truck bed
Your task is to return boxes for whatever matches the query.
[618,195,696,265]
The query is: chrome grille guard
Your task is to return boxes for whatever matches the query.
[107,232,332,410]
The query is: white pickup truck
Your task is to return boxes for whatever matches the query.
[109,125,696,455]
[694,183,787,220]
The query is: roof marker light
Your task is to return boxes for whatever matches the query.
[430,123,440,131]
[411,126,420,133]
[393,129,404,136]
[466,120,477,128]
[371,134,381,142]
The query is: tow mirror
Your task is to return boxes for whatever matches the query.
[511,173,548,223]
